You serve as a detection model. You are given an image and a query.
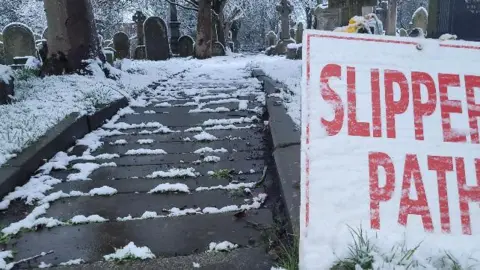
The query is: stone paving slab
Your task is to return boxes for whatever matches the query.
[70,151,265,166]
[48,174,261,194]
[44,191,258,220]
[119,112,257,127]
[101,129,264,142]
[54,247,273,270]
[92,139,266,155]
[12,209,272,266]
[50,160,265,180]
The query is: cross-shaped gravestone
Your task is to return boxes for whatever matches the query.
[276,0,293,40]
[133,11,146,46]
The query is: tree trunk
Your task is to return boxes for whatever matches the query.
[386,0,398,35]
[43,0,104,75]
[195,0,213,59]
[213,0,227,47]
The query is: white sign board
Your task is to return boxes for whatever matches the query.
[300,30,480,269]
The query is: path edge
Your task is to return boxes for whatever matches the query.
[252,69,300,235]
[0,97,129,199]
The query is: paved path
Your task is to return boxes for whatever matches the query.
[0,62,279,269]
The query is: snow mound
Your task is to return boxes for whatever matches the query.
[70,215,108,224]
[88,186,118,196]
[148,183,190,194]
[194,147,228,154]
[125,148,167,155]
[146,168,199,178]
[193,131,218,141]
[208,241,238,252]
[103,242,156,261]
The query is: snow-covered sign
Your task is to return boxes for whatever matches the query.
[300,30,480,269]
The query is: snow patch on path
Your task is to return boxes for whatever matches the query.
[208,241,238,252]
[194,147,227,154]
[148,183,190,194]
[88,186,117,196]
[125,148,167,155]
[69,215,108,224]
[103,242,155,261]
[146,168,198,178]
[193,131,218,141]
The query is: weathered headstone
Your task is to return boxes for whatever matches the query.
[275,0,295,55]
[227,42,234,52]
[411,7,428,35]
[375,1,388,30]
[2,23,37,65]
[266,31,277,47]
[133,11,146,46]
[144,16,170,61]
[212,41,226,56]
[0,65,14,105]
[103,50,114,65]
[134,46,146,60]
[289,28,295,39]
[399,28,408,37]
[314,6,344,31]
[113,32,130,59]
[169,0,181,55]
[178,35,194,57]
[295,22,304,44]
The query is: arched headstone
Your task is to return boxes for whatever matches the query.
[144,17,170,61]
[113,32,130,59]
[212,42,226,56]
[295,22,304,44]
[178,35,194,57]
[411,7,428,34]
[2,23,36,65]
[266,31,277,47]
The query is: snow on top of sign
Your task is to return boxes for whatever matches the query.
[301,30,480,270]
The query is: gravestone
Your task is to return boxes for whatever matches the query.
[295,22,304,44]
[144,16,170,61]
[103,50,114,64]
[212,42,226,56]
[399,28,408,36]
[275,0,295,55]
[134,46,146,60]
[375,1,388,32]
[178,35,194,57]
[314,6,344,31]
[266,31,277,47]
[0,42,5,65]
[133,11,146,46]
[169,0,181,55]
[289,28,295,39]
[428,0,480,40]
[113,32,130,59]
[411,7,428,34]
[2,23,36,65]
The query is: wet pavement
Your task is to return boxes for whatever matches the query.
[0,67,277,269]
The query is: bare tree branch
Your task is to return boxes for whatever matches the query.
[164,0,198,11]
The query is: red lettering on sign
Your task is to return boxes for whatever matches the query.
[412,72,437,141]
[320,64,343,136]
[466,75,480,144]
[348,66,370,137]
[457,158,480,235]
[428,156,454,233]
[398,154,434,232]
[369,152,395,230]
[439,74,467,143]
[385,70,409,139]
[371,69,382,138]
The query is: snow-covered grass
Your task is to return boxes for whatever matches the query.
[0,59,190,167]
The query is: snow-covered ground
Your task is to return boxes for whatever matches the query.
[0,55,302,168]
[248,56,302,126]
